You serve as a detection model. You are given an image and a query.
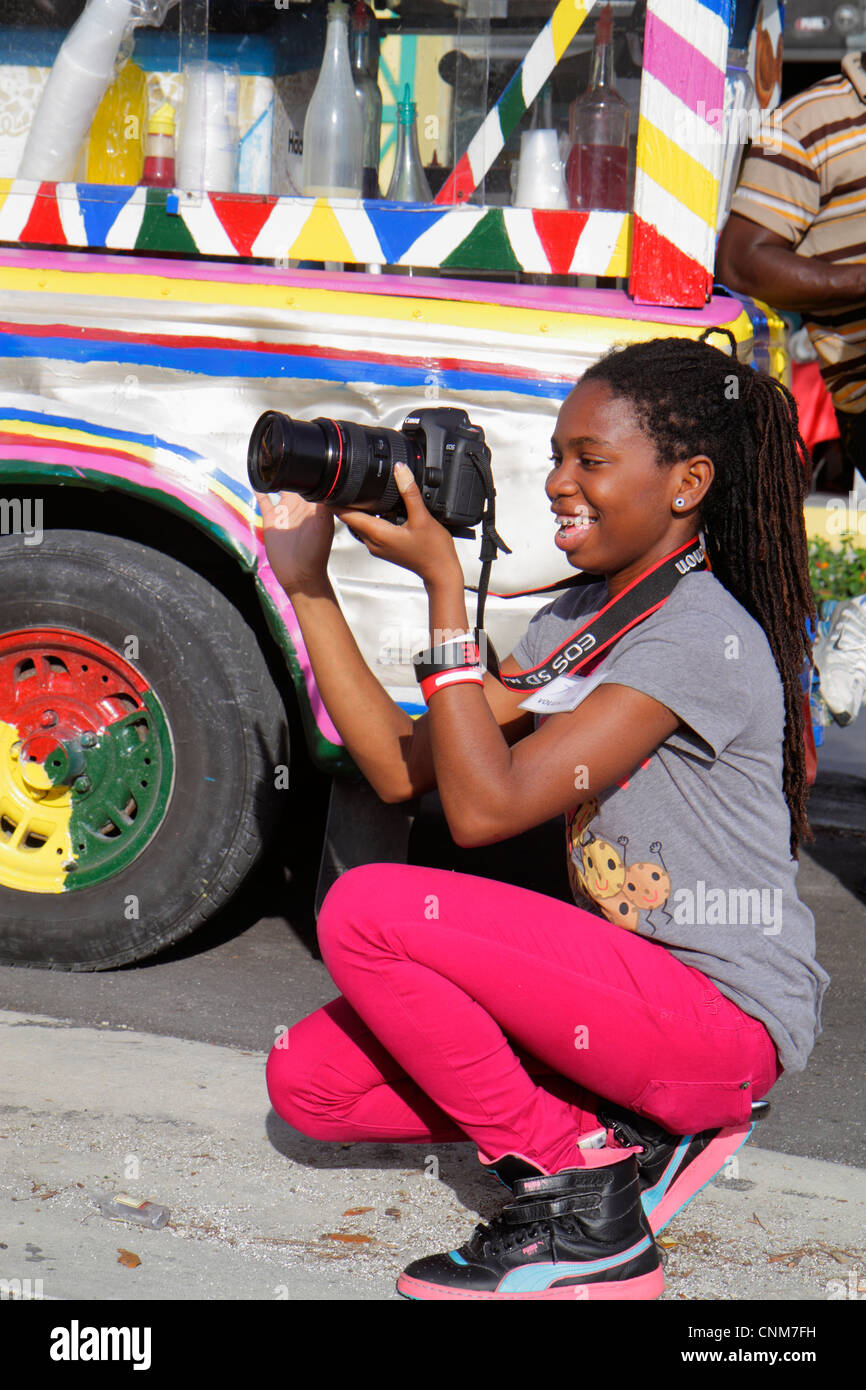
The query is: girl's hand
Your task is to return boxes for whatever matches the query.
[335,465,462,588]
[254,489,335,594]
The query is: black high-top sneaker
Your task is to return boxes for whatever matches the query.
[396,1154,663,1301]
[596,1100,763,1236]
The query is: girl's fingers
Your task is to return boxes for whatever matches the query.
[333,508,392,544]
[394,463,426,521]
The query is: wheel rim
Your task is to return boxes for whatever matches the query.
[0,629,174,893]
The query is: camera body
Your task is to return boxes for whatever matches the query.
[398,408,491,531]
[247,405,492,534]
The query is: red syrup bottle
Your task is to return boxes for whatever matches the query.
[566,4,629,212]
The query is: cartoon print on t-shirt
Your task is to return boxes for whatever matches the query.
[566,804,629,915]
[622,842,673,933]
[598,844,642,930]
[566,773,674,935]
[565,798,599,903]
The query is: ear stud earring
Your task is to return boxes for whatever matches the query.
[674,498,685,508]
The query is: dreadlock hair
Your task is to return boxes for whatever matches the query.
[582,331,816,858]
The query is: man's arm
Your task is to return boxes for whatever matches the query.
[716,212,866,312]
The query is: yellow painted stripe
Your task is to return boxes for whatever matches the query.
[1,263,611,340]
[0,417,156,464]
[1,418,255,516]
[208,476,258,522]
[636,119,718,228]
[289,200,356,264]
[552,0,591,61]
[0,264,752,348]
[604,215,633,277]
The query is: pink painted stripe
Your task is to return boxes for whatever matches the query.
[0,247,745,328]
[0,440,342,747]
[643,13,725,126]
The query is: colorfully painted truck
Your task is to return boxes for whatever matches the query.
[0,0,789,967]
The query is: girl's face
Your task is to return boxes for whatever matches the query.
[547,379,705,592]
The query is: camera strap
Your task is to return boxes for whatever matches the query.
[481,537,707,691]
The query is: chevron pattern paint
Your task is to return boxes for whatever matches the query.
[630,0,732,307]
[0,180,631,279]
[435,0,593,206]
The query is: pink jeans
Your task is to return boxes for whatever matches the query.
[267,864,782,1174]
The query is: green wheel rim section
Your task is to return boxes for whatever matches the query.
[66,690,174,891]
[0,627,175,893]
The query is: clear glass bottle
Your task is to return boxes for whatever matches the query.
[302,0,364,198]
[350,1,382,199]
[386,84,431,202]
[566,2,629,211]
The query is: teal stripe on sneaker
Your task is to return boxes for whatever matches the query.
[640,1136,692,1216]
[497,1235,653,1292]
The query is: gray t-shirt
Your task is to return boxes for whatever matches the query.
[511,570,829,1074]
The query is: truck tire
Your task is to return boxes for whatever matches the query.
[0,530,287,968]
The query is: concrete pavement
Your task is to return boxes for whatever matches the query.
[1,711,863,1305]
[1,1010,863,1303]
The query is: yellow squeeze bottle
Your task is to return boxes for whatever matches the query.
[86,61,147,184]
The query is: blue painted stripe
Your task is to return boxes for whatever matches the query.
[497,1235,653,1291]
[0,406,203,461]
[448,1251,469,1266]
[210,466,255,507]
[694,0,732,21]
[0,338,572,403]
[397,699,427,717]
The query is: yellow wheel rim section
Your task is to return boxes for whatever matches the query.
[0,719,73,893]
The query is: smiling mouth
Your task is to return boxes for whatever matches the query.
[555,509,599,539]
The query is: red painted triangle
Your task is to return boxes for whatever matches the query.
[209,193,277,258]
[629,215,710,308]
[19,183,66,246]
[531,209,589,274]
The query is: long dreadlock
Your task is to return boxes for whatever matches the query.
[582,332,816,857]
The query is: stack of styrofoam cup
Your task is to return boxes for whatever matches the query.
[18,0,134,181]
[176,62,238,194]
[514,129,567,209]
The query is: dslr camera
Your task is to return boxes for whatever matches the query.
[247,406,492,534]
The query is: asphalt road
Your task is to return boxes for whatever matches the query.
[0,715,863,1168]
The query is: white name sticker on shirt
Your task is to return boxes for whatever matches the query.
[519,669,608,714]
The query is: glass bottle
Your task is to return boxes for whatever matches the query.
[566,3,629,211]
[302,0,364,198]
[350,1,382,198]
[386,84,431,202]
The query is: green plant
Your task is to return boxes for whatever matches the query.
[809,532,866,604]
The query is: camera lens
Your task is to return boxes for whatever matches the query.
[247,413,332,494]
[247,411,423,515]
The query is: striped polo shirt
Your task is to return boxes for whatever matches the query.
[730,53,866,414]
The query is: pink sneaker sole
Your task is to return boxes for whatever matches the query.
[644,1123,753,1235]
[396,1266,665,1301]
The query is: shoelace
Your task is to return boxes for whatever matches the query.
[461,1214,557,1261]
